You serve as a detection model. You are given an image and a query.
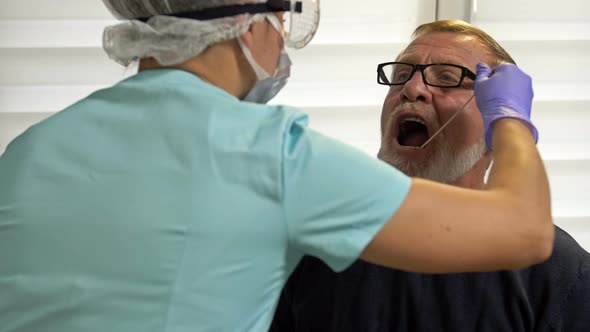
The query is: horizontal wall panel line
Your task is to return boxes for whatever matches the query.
[1,83,589,113]
[2,100,589,115]
[0,19,418,49]
[3,19,590,49]
[2,40,589,53]
[474,21,590,40]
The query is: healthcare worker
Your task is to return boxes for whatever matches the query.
[0,0,553,331]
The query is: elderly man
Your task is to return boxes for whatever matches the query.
[270,20,590,332]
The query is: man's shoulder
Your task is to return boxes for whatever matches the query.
[553,225,590,257]
[521,227,590,330]
[529,226,590,276]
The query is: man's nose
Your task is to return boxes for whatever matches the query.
[400,69,432,104]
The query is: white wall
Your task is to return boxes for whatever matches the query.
[1,0,589,251]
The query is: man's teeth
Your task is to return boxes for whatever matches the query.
[401,117,425,125]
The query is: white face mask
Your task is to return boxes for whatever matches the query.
[238,15,292,104]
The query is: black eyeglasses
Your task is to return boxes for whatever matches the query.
[377,62,476,88]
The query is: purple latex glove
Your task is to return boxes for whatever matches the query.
[474,63,538,150]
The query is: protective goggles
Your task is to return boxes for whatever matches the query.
[138,0,320,49]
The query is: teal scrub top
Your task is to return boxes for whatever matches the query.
[0,69,411,331]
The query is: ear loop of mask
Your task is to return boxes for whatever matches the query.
[265,14,285,39]
[237,14,284,80]
[416,94,476,149]
[238,37,271,80]
[122,58,139,78]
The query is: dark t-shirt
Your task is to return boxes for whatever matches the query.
[270,226,590,332]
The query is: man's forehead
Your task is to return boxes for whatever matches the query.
[396,32,488,65]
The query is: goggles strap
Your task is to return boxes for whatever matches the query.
[137,0,302,22]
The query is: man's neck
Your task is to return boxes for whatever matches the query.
[451,175,486,189]
[449,154,492,189]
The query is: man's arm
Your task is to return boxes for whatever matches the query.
[361,64,554,273]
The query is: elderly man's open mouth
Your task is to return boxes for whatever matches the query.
[396,115,432,148]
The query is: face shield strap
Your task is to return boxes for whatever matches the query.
[136,0,302,22]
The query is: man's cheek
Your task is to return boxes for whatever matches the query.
[380,107,393,135]
[382,112,396,139]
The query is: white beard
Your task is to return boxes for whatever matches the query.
[379,134,487,184]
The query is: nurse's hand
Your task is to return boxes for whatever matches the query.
[474,63,538,150]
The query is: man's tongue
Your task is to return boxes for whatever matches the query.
[400,131,429,147]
